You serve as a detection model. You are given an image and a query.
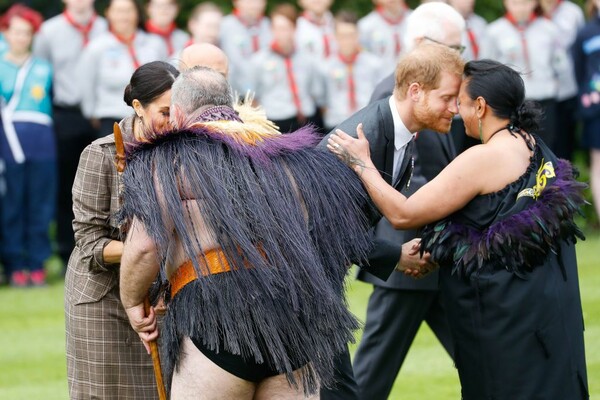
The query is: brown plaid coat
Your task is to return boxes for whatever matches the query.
[65,126,158,399]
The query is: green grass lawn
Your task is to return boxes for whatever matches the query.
[1,233,598,399]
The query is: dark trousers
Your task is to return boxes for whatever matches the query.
[352,287,454,400]
[536,98,558,152]
[99,117,121,139]
[1,159,57,273]
[320,350,359,400]
[53,106,97,261]
[554,96,579,161]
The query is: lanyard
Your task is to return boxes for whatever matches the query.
[505,12,537,72]
[301,11,332,58]
[272,42,303,120]
[466,22,479,59]
[145,21,176,55]
[112,30,140,69]
[339,52,359,112]
[63,11,97,47]
[376,6,407,57]
[234,8,262,53]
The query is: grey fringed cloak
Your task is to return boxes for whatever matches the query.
[119,106,376,394]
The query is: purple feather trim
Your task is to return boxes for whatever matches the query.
[421,159,587,277]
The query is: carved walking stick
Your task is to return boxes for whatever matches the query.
[114,122,167,400]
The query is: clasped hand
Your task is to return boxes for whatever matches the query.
[125,302,159,354]
[397,238,438,279]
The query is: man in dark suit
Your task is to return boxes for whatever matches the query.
[344,4,468,400]
[320,41,465,400]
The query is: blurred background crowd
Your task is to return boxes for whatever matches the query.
[0,0,599,287]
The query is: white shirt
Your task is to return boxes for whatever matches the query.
[389,96,415,182]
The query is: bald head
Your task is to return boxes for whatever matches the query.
[179,43,229,77]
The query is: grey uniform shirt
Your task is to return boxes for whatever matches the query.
[463,13,488,62]
[295,12,337,61]
[220,14,271,96]
[358,8,412,75]
[547,1,585,100]
[33,14,108,107]
[481,16,569,101]
[162,28,190,59]
[250,49,323,121]
[77,31,168,119]
[320,52,383,128]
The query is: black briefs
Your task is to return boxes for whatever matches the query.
[190,335,305,382]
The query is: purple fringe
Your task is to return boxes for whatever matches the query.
[124,105,322,166]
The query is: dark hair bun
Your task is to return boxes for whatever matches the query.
[123,61,179,108]
[123,84,134,106]
[511,101,543,133]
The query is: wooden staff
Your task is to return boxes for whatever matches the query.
[143,297,168,400]
[114,123,167,400]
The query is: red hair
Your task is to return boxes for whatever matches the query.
[1,3,43,33]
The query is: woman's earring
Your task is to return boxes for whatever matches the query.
[478,118,483,143]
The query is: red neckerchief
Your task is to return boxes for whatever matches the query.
[234,8,263,53]
[376,6,407,58]
[111,29,140,69]
[505,12,537,72]
[271,41,304,120]
[145,21,176,55]
[466,19,479,59]
[63,10,97,47]
[301,11,332,57]
[339,52,360,112]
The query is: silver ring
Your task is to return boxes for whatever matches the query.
[333,143,340,149]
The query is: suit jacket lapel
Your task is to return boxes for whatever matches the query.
[379,100,396,185]
[442,131,457,160]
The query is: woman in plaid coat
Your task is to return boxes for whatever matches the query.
[65,61,178,399]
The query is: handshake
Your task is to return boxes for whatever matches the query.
[396,238,438,279]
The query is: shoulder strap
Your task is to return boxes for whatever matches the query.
[1,57,35,163]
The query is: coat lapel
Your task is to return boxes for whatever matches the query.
[379,100,396,185]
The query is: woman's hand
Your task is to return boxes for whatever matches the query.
[327,123,372,175]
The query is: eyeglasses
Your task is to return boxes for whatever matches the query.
[423,36,466,55]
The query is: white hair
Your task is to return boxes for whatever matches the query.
[403,2,466,52]
[171,66,234,116]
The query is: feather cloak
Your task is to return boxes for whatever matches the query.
[420,138,587,278]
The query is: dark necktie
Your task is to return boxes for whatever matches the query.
[394,139,415,189]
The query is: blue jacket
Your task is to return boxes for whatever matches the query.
[572,15,600,119]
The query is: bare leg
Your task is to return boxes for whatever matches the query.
[253,367,319,400]
[170,337,256,400]
[591,150,600,219]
